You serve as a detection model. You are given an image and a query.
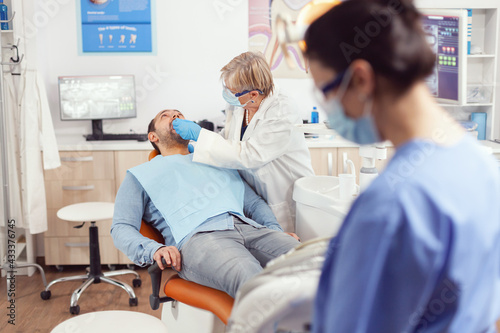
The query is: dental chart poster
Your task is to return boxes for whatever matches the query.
[249,0,311,79]
[80,0,152,53]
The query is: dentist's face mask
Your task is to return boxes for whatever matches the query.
[315,68,381,145]
[222,85,263,108]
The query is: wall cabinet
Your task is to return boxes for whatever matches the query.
[43,150,150,266]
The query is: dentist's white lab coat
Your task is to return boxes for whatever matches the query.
[4,70,60,234]
[193,89,314,232]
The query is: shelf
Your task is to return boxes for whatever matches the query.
[1,240,26,264]
[439,103,493,107]
[294,123,336,135]
[468,54,495,58]
[15,242,26,260]
[465,103,493,106]
[1,30,13,33]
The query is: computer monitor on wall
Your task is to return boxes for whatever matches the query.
[58,75,137,140]
[421,9,468,105]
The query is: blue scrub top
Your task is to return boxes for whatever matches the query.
[314,136,500,333]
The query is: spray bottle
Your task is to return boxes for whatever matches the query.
[359,145,387,191]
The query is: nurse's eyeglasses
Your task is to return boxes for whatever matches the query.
[320,70,347,96]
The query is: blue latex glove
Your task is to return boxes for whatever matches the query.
[188,144,194,153]
[172,118,201,141]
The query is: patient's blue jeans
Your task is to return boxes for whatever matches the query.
[177,218,299,298]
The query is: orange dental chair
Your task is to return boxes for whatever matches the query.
[139,150,234,332]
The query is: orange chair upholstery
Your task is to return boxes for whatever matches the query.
[141,150,234,325]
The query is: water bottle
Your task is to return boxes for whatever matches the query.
[0,0,8,31]
[311,106,319,123]
[310,106,319,138]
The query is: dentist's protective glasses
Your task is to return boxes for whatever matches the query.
[224,85,263,97]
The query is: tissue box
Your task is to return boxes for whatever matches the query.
[471,112,487,140]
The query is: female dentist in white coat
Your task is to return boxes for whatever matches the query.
[173,51,314,233]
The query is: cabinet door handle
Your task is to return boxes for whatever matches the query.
[64,242,89,247]
[62,185,95,191]
[327,152,333,176]
[61,156,93,162]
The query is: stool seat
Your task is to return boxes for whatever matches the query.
[51,310,168,333]
[42,201,140,315]
[57,202,114,222]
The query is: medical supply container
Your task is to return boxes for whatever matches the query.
[0,0,8,30]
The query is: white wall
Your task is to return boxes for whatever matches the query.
[36,0,320,137]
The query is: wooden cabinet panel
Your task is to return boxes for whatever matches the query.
[114,150,151,191]
[44,236,118,265]
[45,180,116,210]
[309,148,338,176]
[44,150,118,266]
[44,151,115,181]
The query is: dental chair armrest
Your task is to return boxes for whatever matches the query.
[147,258,175,310]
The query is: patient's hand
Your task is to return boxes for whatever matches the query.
[154,246,181,271]
[286,232,301,242]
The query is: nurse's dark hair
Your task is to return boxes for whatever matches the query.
[147,118,160,154]
[304,0,435,95]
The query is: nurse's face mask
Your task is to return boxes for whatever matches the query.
[222,85,263,108]
[315,68,381,145]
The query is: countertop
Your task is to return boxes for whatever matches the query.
[53,134,500,154]
[54,134,375,151]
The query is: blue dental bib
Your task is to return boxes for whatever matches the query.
[129,154,245,244]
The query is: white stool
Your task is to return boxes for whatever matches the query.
[51,310,168,333]
[41,202,141,315]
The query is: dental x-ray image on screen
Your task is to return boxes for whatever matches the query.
[59,75,136,121]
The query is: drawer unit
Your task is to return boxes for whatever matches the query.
[44,236,119,265]
[44,151,117,266]
[45,151,115,181]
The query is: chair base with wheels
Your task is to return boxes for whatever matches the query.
[141,219,234,332]
[41,202,141,315]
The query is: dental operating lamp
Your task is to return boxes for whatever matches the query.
[275,0,341,69]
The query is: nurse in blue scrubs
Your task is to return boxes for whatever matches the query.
[303,0,500,332]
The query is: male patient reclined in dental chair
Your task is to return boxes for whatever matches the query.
[111,109,300,298]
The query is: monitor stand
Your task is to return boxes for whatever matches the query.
[85,119,104,141]
[84,119,148,141]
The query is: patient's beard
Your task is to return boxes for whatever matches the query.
[159,129,189,149]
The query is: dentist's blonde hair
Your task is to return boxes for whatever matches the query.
[220,51,274,97]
